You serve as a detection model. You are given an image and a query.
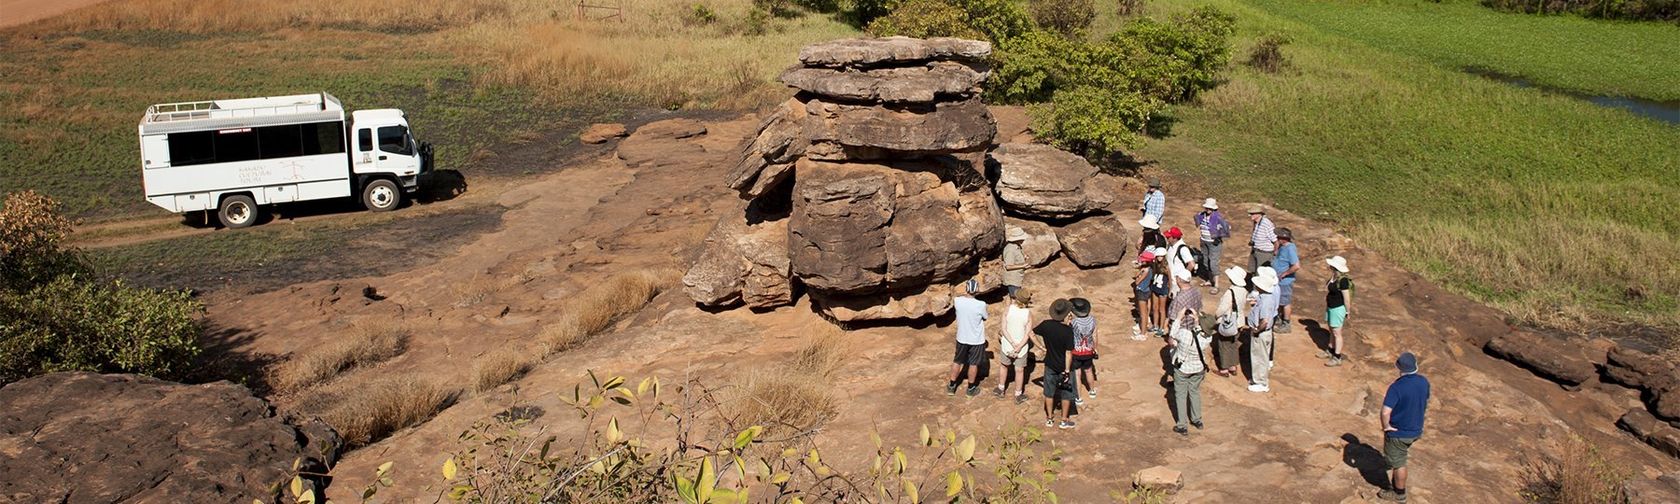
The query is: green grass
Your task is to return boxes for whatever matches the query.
[1134,0,1680,336]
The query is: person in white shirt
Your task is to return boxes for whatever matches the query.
[1164,227,1197,296]
[993,288,1035,403]
[947,279,989,397]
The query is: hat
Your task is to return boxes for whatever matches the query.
[1252,272,1278,292]
[1225,266,1247,285]
[1396,352,1419,374]
[1256,265,1278,281]
[1012,287,1033,306]
[1165,227,1183,239]
[1005,225,1030,243]
[1138,250,1157,263]
[1173,268,1192,282]
[1326,256,1349,273]
[964,278,978,295]
[1070,297,1091,317]
[1147,177,1162,188]
[1276,227,1293,241]
[1050,298,1073,320]
[1203,198,1218,210]
[1150,246,1168,259]
[1138,214,1161,230]
[1247,205,1265,214]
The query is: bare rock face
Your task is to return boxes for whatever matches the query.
[1133,466,1184,494]
[579,123,628,144]
[1057,214,1132,268]
[1605,346,1679,393]
[1625,474,1680,504]
[989,143,1114,219]
[779,61,989,103]
[682,216,793,309]
[0,372,340,503]
[1005,218,1061,267]
[805,97,996,156]
[1484,332,1598,388]
[798,36,991,68]
[632,118,708,140]
[812,284,954,322]
[728,99,810,197]
[1618,408,1680,459]
[619,118,709,169]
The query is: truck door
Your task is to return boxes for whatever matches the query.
[374,125,419,176]
[354,127,376,172]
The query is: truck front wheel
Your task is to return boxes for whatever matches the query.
[217,195,258,229]
[362,179,401,212]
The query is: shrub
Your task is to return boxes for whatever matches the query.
[867,0,986,39]
[471,350,534,392]
[0,276,204,384]
[1029,85,1162,161]
[271,321,409,391]
[1030,0,1097,38]
[1247,32,1291,73]
[323,374,456,447]
[1116,0,1144,16]
[957,0,1036,41]
[1481,0,1679,23]
[0,190,87,292]
[849,0,896,26]
[1111,6,1237,102]
[682,3,718,25]
[1520,435,1631,504]
[537,269,674,356]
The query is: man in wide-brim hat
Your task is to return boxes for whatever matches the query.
[1246,267,1280,393]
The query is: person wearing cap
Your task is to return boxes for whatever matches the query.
[1138,177,1165,222]
[1321,256,1355,367]
[1272,227,1300,334]
[1213,266,1249,377]
[1166,268,1207,434]
[1194,198,1231,287]
[994,288,1035,403]
[1379,352,1431,502]
[1137,214,1167,253]
[947,279,989,397]
[1068,298,1099,403]
[1132,249,1159,341]
[1246,267,1280,393]
[1035,299,1079,429]
[1247,206,1277,272]
[1002,226,1030,296]
[1164,227,1197,296]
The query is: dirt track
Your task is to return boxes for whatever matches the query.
[196,110,1677,502]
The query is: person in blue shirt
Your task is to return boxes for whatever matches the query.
[1271,228,1300,334]
[1380,352,1431,503]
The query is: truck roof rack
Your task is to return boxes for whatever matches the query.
[142,92,344,125]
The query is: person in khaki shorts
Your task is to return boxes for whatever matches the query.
[993,288,1035,404]
[1379,352,1431,502]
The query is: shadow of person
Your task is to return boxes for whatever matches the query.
[1340,433,1391,489]
[1238,330,1255,382]
[1301,319,1332,353]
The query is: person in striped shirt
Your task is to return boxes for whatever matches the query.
[1248,206,1277,272]
[1139,178,1165,222]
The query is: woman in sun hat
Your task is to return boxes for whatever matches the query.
[1132,249,1159,340]
[1213,266,1249,376]
[1321,256,1355,367]
[1194,198,1231,287]
[1138,214,1167,252]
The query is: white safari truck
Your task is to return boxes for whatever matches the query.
[138,92,432,228]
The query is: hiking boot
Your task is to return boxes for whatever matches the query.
[946,382,959,396]
[1058,420,1076,430]
[1325,356,1344,367]
[993,386,1006,398]
[966,384,982,397]
[1015,393,1028,405]
[1173,425,1189,436]
[1377,489,1408,502]
[1045,418,1056,427]
[1088,389,1098,398]
[1191,420,1204,430]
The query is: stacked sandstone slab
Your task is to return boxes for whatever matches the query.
[686,37,1004,322]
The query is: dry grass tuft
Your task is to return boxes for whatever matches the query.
[538,269,677,356]
[271,321,409,391]
[728,330,846,434]
[323,374,458,447]
[1519,435,1631,504]
[473,350,536,392]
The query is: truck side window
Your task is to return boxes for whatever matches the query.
[357,129,373,152]
[377,126,412,155]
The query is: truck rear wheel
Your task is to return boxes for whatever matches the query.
[217,195,257,229]
[362,179,400,212]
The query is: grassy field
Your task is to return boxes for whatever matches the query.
[1135,0,1680,337]
[0,0,854,221]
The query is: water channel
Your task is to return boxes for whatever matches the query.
[1465,67,1680,126]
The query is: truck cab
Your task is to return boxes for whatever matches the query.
[349,109,432,210]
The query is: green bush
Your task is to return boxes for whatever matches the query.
[1111,6,1237,102]
[0,191,204,384]
[1029,86,1162,161]
[683,3,719,25]
[867,0,986,39]
[1030,0,1097,38]
[1481,0,1679,23]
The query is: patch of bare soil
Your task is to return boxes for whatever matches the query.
[200,110,1677,502]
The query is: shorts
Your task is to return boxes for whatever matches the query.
[1042,371,1076,400]
[952,341,986,366]
[1151,281,1170,297]
[1278,281,1294,306]
[1384,435,1418,469]
[999,350,1031,368]
[1135,278,1153,300]
[1071,355,1095,371]
[1327,305,1348,328]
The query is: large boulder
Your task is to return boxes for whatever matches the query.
[728,99,809,198]
[1004,218,1061,267]
[1057,214,1131,268]
[1484,332,1598,388]
[1605,346,1679,393]
[798,36,991,68]
[1619,408,1680,459]
[682,216,794,309]
[779,61,989,103]
[803,97,996,157]
[0,372,340,503]
[988,143,1113,219]
[812,284,954,322]
[789,160,1001,295]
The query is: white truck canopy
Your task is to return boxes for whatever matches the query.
[139,92,345,135]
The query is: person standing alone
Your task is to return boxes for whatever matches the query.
[947,280,988,397]
[1195,199,1231,287]
[1248,206,1276,272]
[1321,256,1355,367]
[1002,226,1030,296]
[1379,352,1431,502]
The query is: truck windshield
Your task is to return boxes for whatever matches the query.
[376,125,413,155]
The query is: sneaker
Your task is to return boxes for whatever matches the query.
[946,383,958,396]
[1058,420,1076,430]
[1015,393,1028,405]
[1325,356,1344,367]
[1315,349,1333,359]
[1191,420,1204,430]
[1074,397,1084,406]
[1172,425,1189,435]
[966,384,981,397]
[1377,489,1408,502]
[1088,389,1098,398]
[1045,418,1056,427]
[1247,384,1270,393]
[993,386,1006,398]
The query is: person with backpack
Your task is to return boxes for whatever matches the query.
[1195,199,1231,287]
[1165,227,1197,296]
[1321,256,1355,367]
[1213,266,1249,377]
[1138,214,1167,252]
[1149,247,1171,337]
[1069,298,1099,403]
[1131,250,1159,341]
[1166,269,1207,435]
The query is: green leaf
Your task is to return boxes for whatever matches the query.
[290,476,304,498]
[770,472,791,485]
[1046,490,1059,504]
[956,435,976,463]
[448,485,472,501]
[298,488,316,504]
[698,457,717,503]
[441,457,458,480]
[945,470,963,497]
[637,376,654,396]
[733,426,762,450]
[870,430,883,449]
[606,417,623,444]
[603,376,625,390]
[918,424,931,447]
[711,488,740,504]
[362,485,378,500]
[903,478,920,504]
[675,475,698,503]
[376,461,393,477]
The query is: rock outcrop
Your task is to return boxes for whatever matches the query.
[989,143,1113,219]
[1625,473,1680,503]
[1057,214,1131,268]
[618,118,709,169]
[1484,332,1599,388]
[580,123,628,144]
[1133,466,1184,494]
[1005,218,1061,267]
[0,372,340,503]
[681,215,793,309]
[693,37,1007,320]
[1619,408,1680,459]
